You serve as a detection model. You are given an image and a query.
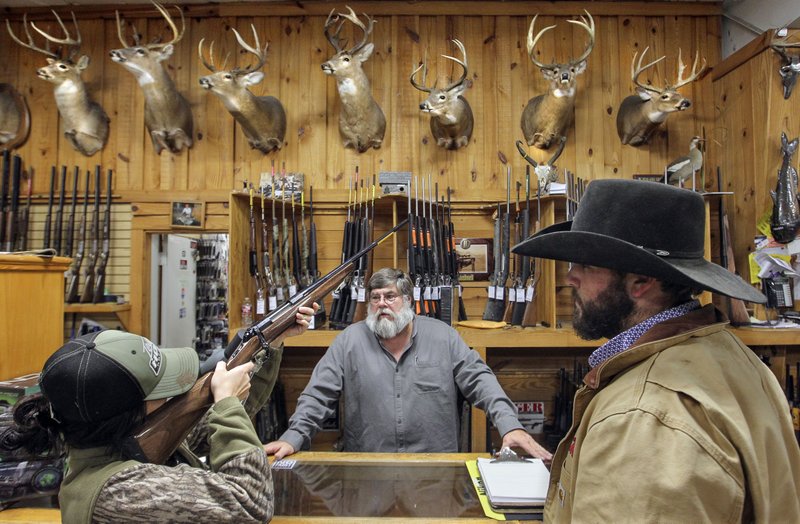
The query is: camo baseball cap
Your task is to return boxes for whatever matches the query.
[39,330,199,423]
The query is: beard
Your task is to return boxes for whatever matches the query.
[572,274,635,340]
[365,300,414,339]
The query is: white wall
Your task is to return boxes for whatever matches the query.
[722,0,800,57]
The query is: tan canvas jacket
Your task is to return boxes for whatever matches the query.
[544,305,800,523]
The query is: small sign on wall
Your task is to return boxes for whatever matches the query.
[171,201,204,229]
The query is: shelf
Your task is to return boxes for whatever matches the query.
[63,303,131,331]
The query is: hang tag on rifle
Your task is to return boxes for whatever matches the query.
[351,285,358,300]
[332,289,340,299]
[308,315,316,330]
[268,296,278,311]
[458,285,463,297]
[488,285,496,299]
[424,286,432,300]
[516,287,525,303]
[357,286,366,303]
[432,286,440,300]
[509,288,517,302]
[496,287,505,300]
[289,284,298,297]
[414,286,421,301]
[277,288,285,301]
[526,285,535,302]
[256,298,266,315]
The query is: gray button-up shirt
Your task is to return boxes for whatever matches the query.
[280,315,523,453]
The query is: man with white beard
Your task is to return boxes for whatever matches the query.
[265,268,552,461]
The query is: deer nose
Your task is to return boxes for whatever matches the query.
[419,103,427,110]
[678,99,691,110]
[560,72,569,82]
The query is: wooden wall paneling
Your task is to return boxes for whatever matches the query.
[271,15,298,177]
[618,16,653,177]
[646,16,670,174]
[165,12,194,191]
[305,16,332,186]
[691,16,719,191]
[478,14,503,190]
[600,16,622,178]
[574,13,603,181]
[193,17,235,191]
[415,15,441,182]
[509,15,530,179]
[389,15,418,173]
[556,16,579,175]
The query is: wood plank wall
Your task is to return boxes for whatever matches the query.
[0,2,724,335]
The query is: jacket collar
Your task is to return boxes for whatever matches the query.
[583,304,729,389]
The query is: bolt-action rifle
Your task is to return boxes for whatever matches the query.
[66,171,89,303]
[291,183,303,290]
[307,186,326,327]
[281,165,297,298]
[52,166,66,256]
[79,166,101,303]
[64,167,79,258]
[43,166,56,250]
[120,219,408,465]
[329,173,355,326]
[511,176,530,326]
[522,177,542,327]
[483,168,511,321]
[260,189,277,313]
[353,175,376,323]
[248,185,265,318]
[92,169,113,302]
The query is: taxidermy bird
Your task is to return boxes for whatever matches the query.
[666,136,704,188]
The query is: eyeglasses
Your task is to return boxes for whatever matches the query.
[369,292,400,304]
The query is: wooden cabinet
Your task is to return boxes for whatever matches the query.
[0,255,70,380]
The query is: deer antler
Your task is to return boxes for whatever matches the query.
[547,135,567,165]
[410,51,432,93]
[631,46,667,94]
[147,1,185,50]
[526,15,558,69]
[29,11,82,61]
[323,8,346,53]
[527,10,594,69]
[339,6,376,55]
[443,39,468,92]
[566,11,595,65]
[230,25,267,74]
[771,33,800,54]
[671,49,706,89]
[6,15,59,59]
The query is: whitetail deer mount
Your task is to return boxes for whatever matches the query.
[616,47,706,147]
[322,5,386,153]
[199,25,287,154]
[0,83,30,150]
[410,39,473,150]
[521,10,594,150]
[516,136,566,193]
[6,11,109,156]
[771,35,800,100]
[110,1,193,154]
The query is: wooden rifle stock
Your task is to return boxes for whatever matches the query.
[43,166,56,249]
[80,166,101,303]
[66,171,89,303]
[123,219,408,464]
[522,178,543,327]
[53,166,66,255]
[64,167,79,258]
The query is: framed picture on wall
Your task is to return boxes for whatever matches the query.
[454,238,493,281]
[171,201,204,228]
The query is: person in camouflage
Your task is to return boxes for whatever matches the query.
[0,306,314,523]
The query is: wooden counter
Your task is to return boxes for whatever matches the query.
[0,255,70,380]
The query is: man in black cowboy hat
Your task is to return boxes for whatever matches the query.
[513,179,800,523]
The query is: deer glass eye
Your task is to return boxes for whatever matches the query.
[58,64,68,70]
[438,95,446,101]
[224,74,232,80]
[136,48,146,56]
[343,56,350,62]
[661,94,670,100]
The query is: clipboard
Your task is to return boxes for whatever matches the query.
[476,447,549,509]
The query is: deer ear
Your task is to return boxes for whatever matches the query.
[354,43,374,62]
[77,55,90,70]
[541,68,556,80]
[635,87,652,101]
[574,61,587,75]
[241,71,264,86]
[157,44,175,62]
[46,58,56,65]
[449,84,467,97]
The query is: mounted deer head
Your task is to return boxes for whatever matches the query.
[110,0,193,154]
[199,25,287,154]
[322,5,386,153]
[0,83,30,150]
[771,35,800,100]
[410,39,474,150]
[516,136,566,193]
[521,10,594,150]
[616,47,706,146]
[6,11,109,156]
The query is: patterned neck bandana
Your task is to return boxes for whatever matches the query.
[588,300,701,369]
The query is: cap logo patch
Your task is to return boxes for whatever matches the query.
[142,338,162,375]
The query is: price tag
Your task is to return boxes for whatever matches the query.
[308,315,316,330]
[289,284,298,297]
[488,285,496,299]
[496,287,505,300]
[424,286,432,300]
[277,288,285,301]
[357,287,366,302]
[509,288,517,302]
[458,285,463,297]
[350,285,358,299]
[413,286,421,301]
[256,298,266,315]
[432,286,440,300]
[268,296,278,311]
[516,287,525,303]
[332,290,340,299]
[526,285,535,302]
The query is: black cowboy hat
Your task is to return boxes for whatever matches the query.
[512,179,766,303]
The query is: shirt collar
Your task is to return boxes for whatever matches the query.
[588,300,701,369]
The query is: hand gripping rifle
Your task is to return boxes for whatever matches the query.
[121,219,408,464]
[92,169,113,302]
[79,166,101,303]
[66,171,89,303]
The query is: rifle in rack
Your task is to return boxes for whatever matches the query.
[522,177,542,327]
[248,185,265,318]
[291,183,303,290]
[0,151,9,248]
[43,166,56,250]
[271,169,286,305]
[53,166,66,256]
[415,177,433,317]
[512,174,530,326]
[447,187,468,321]
[344,178,366,325]
[329,172,354,327]
[281,166,297,298]
[352,175,376,323]
[79,166,101,303]
[92,169,113,302]
[16,166,32,252]
[260,189,277,313]
[426,175,442,319]
[3,154,21,252]
[504,181,522,323]
[483,167,511,321]
[66,171,89,303]
[64,167,79,258]
[121,218,409,465]
[300,191,312,290]
[308,186,326,327]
